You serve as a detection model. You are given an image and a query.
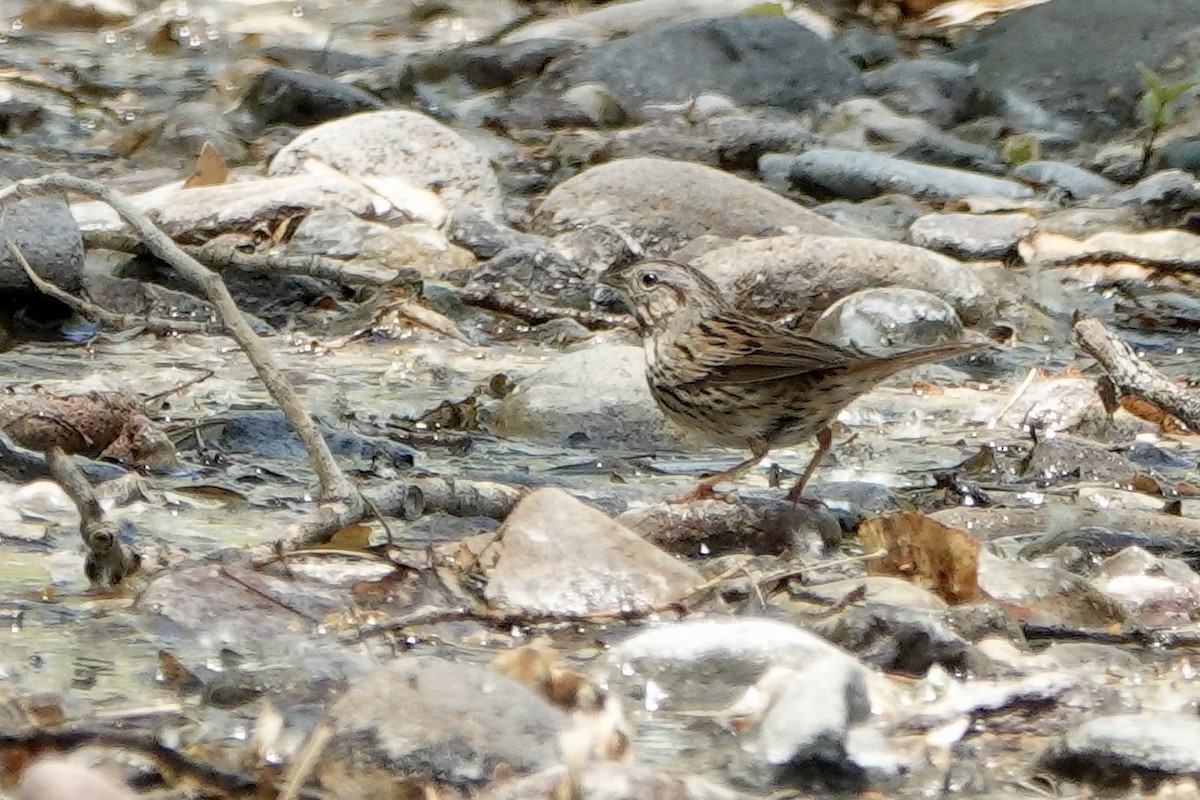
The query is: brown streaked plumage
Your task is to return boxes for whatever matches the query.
[600,259,986,503]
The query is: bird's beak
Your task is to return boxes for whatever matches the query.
[598,263,630,291]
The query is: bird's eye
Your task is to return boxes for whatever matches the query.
[640,272,659,287]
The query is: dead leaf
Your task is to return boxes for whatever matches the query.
[183,141,231,189]
[491,643,602,711]
[1120,395,1191,434]
[330,524,375,550]
[860,511,982,604]
[1128,473,1167,497]
[0,390,176,468]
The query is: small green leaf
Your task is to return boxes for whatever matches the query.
[1161,80,1197,105]
[1142,92,1163,122]
[739,2,786,16]
[1137,63,1164,94]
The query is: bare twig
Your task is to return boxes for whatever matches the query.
[987,366,1038,429]
[0,173,356,507]
[454,285,635,331]
[45,446,141,586]
[84,229,397,286]
[1073,316,1200,431]
[254,475,527,560]
[6,237,223,336]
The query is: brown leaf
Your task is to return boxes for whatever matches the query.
[1128,472,1166,497]
[1120,395,1191,434]
[491,643,601,711]
[183,141,231,188]
[0,390,161,462]
[860,511,982,604]
[330,523,374,549]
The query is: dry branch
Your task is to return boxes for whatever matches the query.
[45,446,141,586]
[1073,316,1200,431]
[84,229,395,286]
[7,237,223,335]
[0,173,356,508]
[253,476,527,560]
[454,285,634,330]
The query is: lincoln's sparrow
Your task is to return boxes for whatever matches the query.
[601,260,986,502]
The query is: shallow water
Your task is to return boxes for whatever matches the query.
[5,1,1200,795]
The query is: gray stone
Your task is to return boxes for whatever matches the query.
[321,656,569,791]
[491,344,674,448]
[468,222,637,310]
[268,109,502,214]
[561,82,631,127]
[534,158,851,256]
[1160,139,1200,175]
[1106,169,1200,227]
[795,576,948,612]
[1041,713,1200,782]
[544,15,863,113]
[484,488,703,616]
[809,287,965,353]
[18,758,136,800]
[468,243,595,309]
[698,114,820,170]
[288,206,376,258]
[762,149,1035,202]
[863,59,976,127]
[959,0,1200,136]
[908,212,1036,260]
[691,234,993,328]
[136,100,249,164]
[502,0,803,45]
[139,173,396,240]
[0,155,84,293]
[1011,160,1117,198]
[448,205,544,259]
[233,66,382,133]
[816,603,991,675]
[756,662,871,765]
[481,762,743,800]
[1091,142,1146,183]
[415,37,573,91]
[815,195,926,241]
[837,26,900,69]
[895,133,1006,175]
[604,618,866,708]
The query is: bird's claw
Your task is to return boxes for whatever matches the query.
[665,483,742,505]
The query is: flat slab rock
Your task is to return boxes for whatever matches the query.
[480,761,742,800]
[1041,712,1200,782]
[483,487,704,616]
[533,157,851,256]
[268,109,502,214]
[691,233,993,326]
[319,656,569,792]
[490,344,678,449]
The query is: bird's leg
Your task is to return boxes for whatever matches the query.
[667,442,769,504]
[785,426,833,505]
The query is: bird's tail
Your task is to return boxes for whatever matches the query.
[850,337,990,379]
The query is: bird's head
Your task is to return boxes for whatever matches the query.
[600,260,725,332]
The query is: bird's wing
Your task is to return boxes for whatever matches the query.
[682,315,862,385]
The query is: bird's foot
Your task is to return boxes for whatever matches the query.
[665,483,741,505]
[784,485,825,508]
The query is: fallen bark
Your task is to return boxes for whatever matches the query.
[1073,316,1200,432]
